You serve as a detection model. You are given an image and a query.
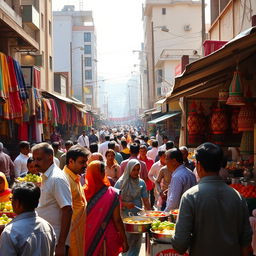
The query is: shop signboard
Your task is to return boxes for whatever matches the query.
[156,248,189,256]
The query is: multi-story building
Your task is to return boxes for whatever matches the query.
[0,0,53,91]
[142,0,202,109]
[53,5,97,108]
[209,0,256,41]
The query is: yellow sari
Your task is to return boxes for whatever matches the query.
[0,172,11,203]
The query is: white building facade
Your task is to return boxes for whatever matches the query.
[53,5,97,108]
[143,0,202,108]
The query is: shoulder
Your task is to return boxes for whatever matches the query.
[139,178,146,187]
[107,186,119,196]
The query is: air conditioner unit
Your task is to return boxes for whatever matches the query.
[184,24,191,31]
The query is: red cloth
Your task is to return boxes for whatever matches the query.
[138,156,155,190]
[18,122,28,141]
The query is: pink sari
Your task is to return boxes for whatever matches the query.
[84,186,123,256]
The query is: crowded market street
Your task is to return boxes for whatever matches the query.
[0,0,256,256]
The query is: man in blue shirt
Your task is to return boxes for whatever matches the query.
[165,148,196,212]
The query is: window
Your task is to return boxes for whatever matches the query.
[84,32,91,42]
[85,57,92,67]
[49,56,52,70]
[86,97,92,105]
[85,70,92,80]
[48,21,51,35]
[156,69,163,83]
[84,45,91,54]
[162,8,166,15]
[41,13,44,29]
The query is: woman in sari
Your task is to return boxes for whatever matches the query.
[114,159,151,256]
[0,172,11,203]
[84,160,128,256]
[105,149,121,185]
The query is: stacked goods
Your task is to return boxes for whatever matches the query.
[17,173,42,184]
[0,214,12,225]
[0,201,16,218]
[230,184,256,198]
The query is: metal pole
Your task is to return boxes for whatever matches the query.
[151,21,156,104]
[70,42,73,97]
[81,54,84,103]
[201,0,206,53]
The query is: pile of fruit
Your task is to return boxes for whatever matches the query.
[230,184,256,198]
[151,220,175,234]
[0,201,15,218]
[17,173,42,183]
[143,211,169,217]
[0,214,12,225]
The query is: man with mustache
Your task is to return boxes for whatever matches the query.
[32,143,72,256]
[63,145,90,256]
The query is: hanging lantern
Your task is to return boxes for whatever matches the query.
[238,103,256,132]
[211,105,228,134]
[226,70,245,106]
[231,108,240,134]
[187,102,201,144]
[240,131,254,155]
[198,103,207,135]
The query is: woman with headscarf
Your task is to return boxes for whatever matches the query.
[0,172,11,203]
[84,160,128,256]
[114,159,151,256]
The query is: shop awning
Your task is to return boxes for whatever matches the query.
[144,108,157,115]
[148,112,180,124]
[155,98,166,105]
[167,27,256,101]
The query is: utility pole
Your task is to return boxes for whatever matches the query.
[151,21,156,103]
[81,54,84,103]
[201,0,206,53]
[70,42,73,97]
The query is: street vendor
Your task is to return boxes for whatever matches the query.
[0,172,11,203]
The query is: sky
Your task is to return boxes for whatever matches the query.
[52,0,210,117]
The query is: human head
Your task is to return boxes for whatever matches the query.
[139,145,147,158]
[65,140,74,151]
[0,172,8,193]
[82,130,86,136]
[125,159,141,179]
[121,139,128,149]
[19,141,30,155]
[52,141,60,153]
[134,139,141,146]
[11,182,40,214]
[166,141,174,150]
[108,141,116,150]
[195,142,223,178]
[84,160,110,201]
[179,146,189,162]
[91,128,95,134]
[66,145,90,174]
[152,140,158,148]
[162,135,168,144]
[0,142,3,152]
[104,135,110,142]
[32,143,54,173]
[105,149,115,164]
[165,148,183,171]
[158,150,166,165]
[89,143,98,153]
[130,143,140,156]
[88,152,104,164]
[27,157,39,175]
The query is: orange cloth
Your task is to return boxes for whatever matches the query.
[0,172,11,203]
[63,166,86,256]
[84,160,110,201]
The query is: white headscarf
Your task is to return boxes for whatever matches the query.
[118,159,142,202]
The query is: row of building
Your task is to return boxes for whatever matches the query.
[139,0,256,166]
[0,1,98,153]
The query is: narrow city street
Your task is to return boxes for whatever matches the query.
[0,0,256,255]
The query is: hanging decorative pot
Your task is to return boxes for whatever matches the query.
[211,105,228,134]
[198,103,207,135]
[240,131,254,155]
[187,102,201,144]
[226,70,246,106]
[238,103,256,132]
[231,108,240,134]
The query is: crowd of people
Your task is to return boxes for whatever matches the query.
[0,126,253,256]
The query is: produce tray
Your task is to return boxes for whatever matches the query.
[0,212,16,218]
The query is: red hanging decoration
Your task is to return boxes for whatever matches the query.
[211,105,228,134]
[231,108,240,134]
[187,102,201,144]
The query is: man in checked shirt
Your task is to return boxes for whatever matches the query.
[164,148,197,212]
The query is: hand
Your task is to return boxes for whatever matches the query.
[160,191,167,201]
[126,202,135,209]
[55,243,66,256]
[122,241,129,253]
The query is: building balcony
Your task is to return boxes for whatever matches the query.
[0,0,22,26]
[22,5,40,30]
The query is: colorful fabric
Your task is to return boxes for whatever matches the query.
[84,186,122,256]
[64,166,86,256]
[13,59,27,100]
[0,172,11,203]
[84,160,111,202]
